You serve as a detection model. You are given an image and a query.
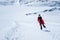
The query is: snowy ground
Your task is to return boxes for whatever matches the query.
[0,2,60,40]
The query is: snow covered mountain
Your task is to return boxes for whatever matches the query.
[0,0,60,40]
[0,5,60,40]
[0,0,60,7]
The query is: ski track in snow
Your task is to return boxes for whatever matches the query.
[1,21,21,40]
[4,21,60,40]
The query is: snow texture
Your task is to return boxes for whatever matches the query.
[0,0,60,40]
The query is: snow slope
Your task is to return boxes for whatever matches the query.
[0,1,60,40]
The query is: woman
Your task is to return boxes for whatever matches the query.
[38,14,46,30]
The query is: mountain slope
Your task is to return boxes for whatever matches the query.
[0,5,60,40]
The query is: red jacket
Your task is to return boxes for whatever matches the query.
[38,17,45,24]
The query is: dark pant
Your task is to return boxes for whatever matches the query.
[40,24,46,30]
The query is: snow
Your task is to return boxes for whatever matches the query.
[0,0,60,40]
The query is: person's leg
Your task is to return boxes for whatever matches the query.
[40,24,42,30]
[43,24,46,28]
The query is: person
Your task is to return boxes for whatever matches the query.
[38,14,46,30]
